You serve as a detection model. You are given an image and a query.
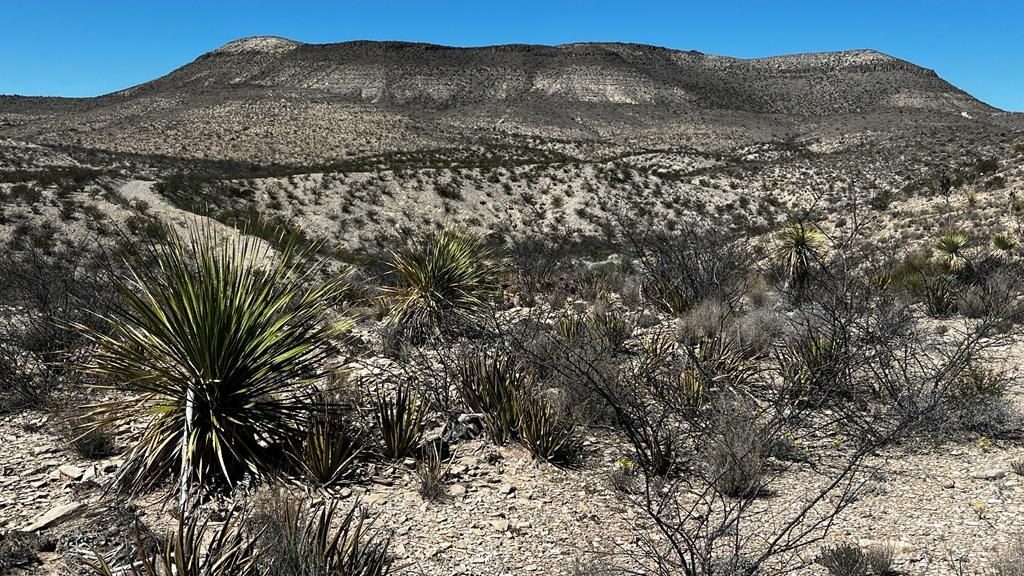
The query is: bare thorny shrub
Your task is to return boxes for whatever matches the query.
[0,238,118,411]
[492,211,1022,575]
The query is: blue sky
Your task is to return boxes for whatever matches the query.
[1,1,1020,111]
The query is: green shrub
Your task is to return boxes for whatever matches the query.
[79,223,352,493]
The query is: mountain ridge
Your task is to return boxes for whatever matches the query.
[0,37,1018,163]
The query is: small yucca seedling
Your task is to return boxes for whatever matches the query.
[259,496,393,576]
[458,353,529,443]
[416,443,450,501]
[678,369,706,409]
[518,395,582,465]
[588,310,631,351]
[935,231,970,272]
[83,506,261,576]
[992,232,1018,254]
[296,398,363,488]
[383,228,500,339]
[774,222,826,289]
[556,313,585,340]
[966,189,979,206]
[375,384,426,461]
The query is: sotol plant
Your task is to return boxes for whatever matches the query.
[78,224,352,494]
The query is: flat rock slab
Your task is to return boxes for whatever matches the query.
[20,502,85,532]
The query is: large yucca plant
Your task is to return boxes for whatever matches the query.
[935,231,970,272]
[774,222,826,289]
[78,223,352,495]
[382,228,500,339]
[375,383,426,460]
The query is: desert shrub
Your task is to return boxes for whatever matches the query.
[60,413,117,459]
[865,543,897,575]
[0,242,113,411]
[518,393,582,464]
[457,352,529,443]
[382,228,500,340]
[83,506,261,576]
[817,543,869,576]
[253,494,393,576]
[375,383,426,460]
[629,225,752,316]
[79,223,353,493]
[674,298,731,346]
[943,362,1019,436]
[704,398,769,497]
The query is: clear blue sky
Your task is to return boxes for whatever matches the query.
[1,1,1020,111]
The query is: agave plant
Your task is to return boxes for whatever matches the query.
[375,383,427,460]
[84,506,261,576]
[992,232,1018,256]
[78,223,353,494]
[774,222,826,290]
[383,228,500,339]
[935,231,971,272]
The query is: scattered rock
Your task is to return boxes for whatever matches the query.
[970,469,1006,481]
[498,483,516,495]
[58,465,84,481]
[449,483,467,497]
[20,502,85,532]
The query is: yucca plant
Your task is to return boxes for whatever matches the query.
[519,395,582,465]
[935,231,971,272]
[383,228,500,339]
[588,310,631,351]
[256,495,393,576]
[777,335,848,402]
[416,443,450,501]
[77,223,352,495]
[83,506,261,576]
[375,383,426,460]
[457,352,529,443]
[992,232,1018,256]
[774,222,826,291]
[296,394,363,488]
[556,312,585,340]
